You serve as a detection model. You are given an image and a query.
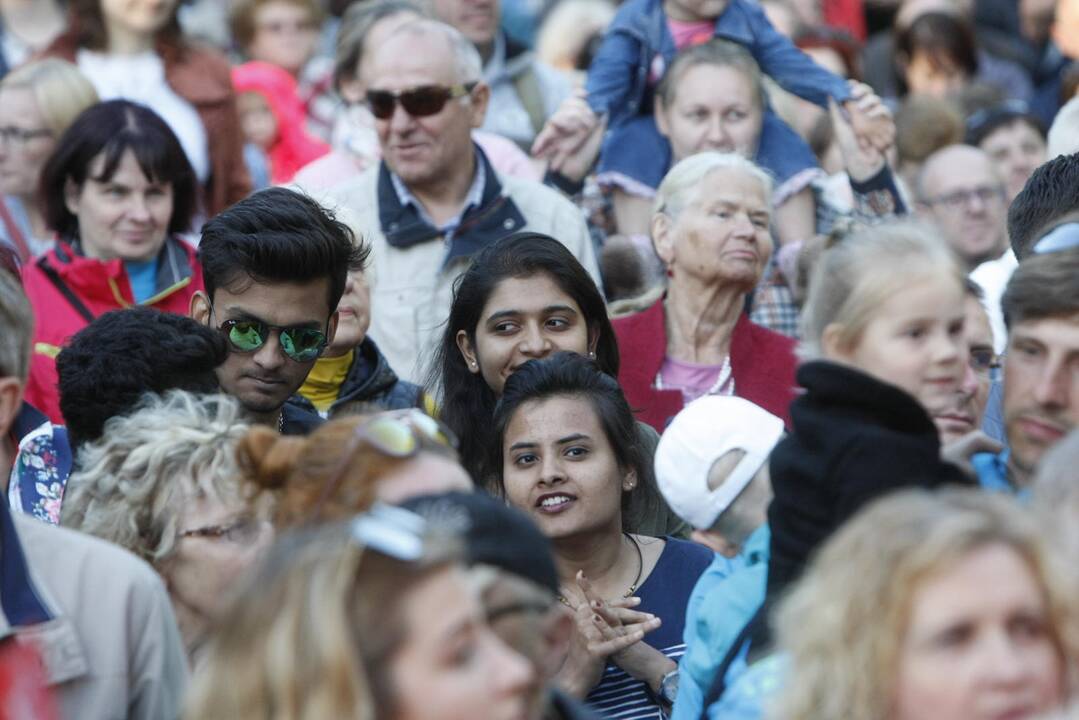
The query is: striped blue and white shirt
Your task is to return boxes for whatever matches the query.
[585,537,713,720]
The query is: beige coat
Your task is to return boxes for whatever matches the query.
[320,167,601,383]
[5,516,188,720]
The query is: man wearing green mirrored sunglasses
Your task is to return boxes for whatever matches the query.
[191,188,368,435]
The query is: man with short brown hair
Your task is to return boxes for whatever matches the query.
[972,246,1079,490]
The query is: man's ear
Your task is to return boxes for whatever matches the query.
[0,375,23,464]
[456,330,480,374]
[190,290,212,324]
[469,81,491,129]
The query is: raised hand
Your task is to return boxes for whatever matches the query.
[843,80,895,154]
[828,97,888,183]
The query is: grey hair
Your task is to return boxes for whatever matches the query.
[0,269,32,381]
[653,151,774,219]
[385,19,484,84]
[61,391,252,567]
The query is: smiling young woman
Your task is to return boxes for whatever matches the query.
[492,353,711,718]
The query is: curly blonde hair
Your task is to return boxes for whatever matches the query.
[61,391,251,566]
[184,517,460,720]
[772,489,1079,720]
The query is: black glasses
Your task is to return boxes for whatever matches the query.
[307,410,459,522]
[365,83,477,120]
[0,126,52,147]
[970,347,1002,381]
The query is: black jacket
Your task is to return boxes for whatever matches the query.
[287,337,424,419]
[765,360,972,603]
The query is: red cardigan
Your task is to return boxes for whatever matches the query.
[612,298,798,431]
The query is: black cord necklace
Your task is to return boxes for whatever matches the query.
[558,532,644,609]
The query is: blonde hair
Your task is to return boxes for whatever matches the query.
[0,59,99,137]
[61,391,251,566]
[184,518,460,720]
[237,412,460,529]
[653,151,774,219]
[773,489,1079,720]
[799,220,964,360]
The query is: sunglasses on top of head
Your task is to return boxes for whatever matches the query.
[365,83,478,120]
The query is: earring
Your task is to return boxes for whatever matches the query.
[469,360,478,369]
[588,351,596,359]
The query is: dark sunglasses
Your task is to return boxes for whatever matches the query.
[218,317,329,363]
[307,410,459,523]
[365,82,477,120]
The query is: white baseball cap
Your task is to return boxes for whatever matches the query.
[654,396,784,530]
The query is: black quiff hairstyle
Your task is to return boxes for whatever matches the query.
[428,232,617,485]
[41,99,198,241]
[57,307,228,450]
[197,187,369,313]
[1008,153,1079,260]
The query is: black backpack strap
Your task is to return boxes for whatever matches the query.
[38,258,94,324]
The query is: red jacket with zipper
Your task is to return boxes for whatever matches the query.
[21,239,203,424]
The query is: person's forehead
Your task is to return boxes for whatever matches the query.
[678,64,755,104]
[213,276,332,324]
[924,149,998,191]
[368,30,457,87]
[1011,313,1079,351]
[695,168,770,207]
[981,119,1042,149]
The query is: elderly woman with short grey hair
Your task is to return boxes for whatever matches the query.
[611,151,798,431]
[61,390,273,660]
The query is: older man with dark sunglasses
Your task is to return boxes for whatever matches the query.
[318,19,600,385]
[191,187,368,435]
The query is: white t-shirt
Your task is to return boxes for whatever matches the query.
[970,248,1018,354]
[76,49,210,183]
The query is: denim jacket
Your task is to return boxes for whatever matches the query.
[585,0,851,124]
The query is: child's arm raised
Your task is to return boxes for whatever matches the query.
[730,0,851,107]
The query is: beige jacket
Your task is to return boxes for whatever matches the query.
[320,163,601,383]
[4,515,188,720]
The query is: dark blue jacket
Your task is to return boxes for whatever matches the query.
[287,337,425,419]
[585,0,851,123]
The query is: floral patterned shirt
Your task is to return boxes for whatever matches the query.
[8,404,71,525]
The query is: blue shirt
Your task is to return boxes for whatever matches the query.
[585,537,712,720]
[389,150,487,243]
[672,526,770,720]
[972,449,1029,499]
[124,256,159,304]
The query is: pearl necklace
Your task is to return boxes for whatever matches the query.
[655,354,734,396]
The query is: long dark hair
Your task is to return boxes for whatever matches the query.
[428,232,617,485]
[491,352,646,529]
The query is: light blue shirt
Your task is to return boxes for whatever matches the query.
[672,525,770,720]
[124,256,159,304]
[389,150,486,243]
[972,449,1030,500]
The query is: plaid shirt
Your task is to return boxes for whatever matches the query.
[750,255,800,338]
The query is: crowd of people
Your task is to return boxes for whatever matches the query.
[0,0,1078,718]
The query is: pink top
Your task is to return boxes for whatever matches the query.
[666,18,715,50]
[657,355,734,405]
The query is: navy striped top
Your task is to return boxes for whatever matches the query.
[585,537,713,719]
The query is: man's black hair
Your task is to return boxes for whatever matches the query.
[57,308,229,450]
[198,188,369,313]
[1008,153,1079,260]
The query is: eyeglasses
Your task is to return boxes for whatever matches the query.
[256,18,317,34]
[922,185,1005,212]
[179,516,267,544]
[210,303,329,363]
[307,410,459,522]
[365,83,477,120]
[970,347,1002,382]
[0,126,52,147]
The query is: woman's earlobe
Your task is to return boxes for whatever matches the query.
[622,469,638,492]
[455,330,480,374]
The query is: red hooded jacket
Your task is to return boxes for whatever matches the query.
[21,238,203,424]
